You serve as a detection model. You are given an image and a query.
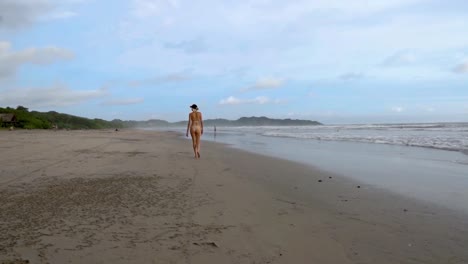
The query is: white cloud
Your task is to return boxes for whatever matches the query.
[219,96,283,105]
[126,72,192,87]
[163,37,207,54]
[382,51,416,67]
[42,10,78,20]
[0,0,51,29]
[116,0,468,82]
[0,85,108,107]
[242,77,285,92]
[101,98,145,106]
[219,96,243,105]
[415,105,436,112]
[131,0,180,18]
[339,72,364,80]
[425,107,435,112]
[224,0,427,29]
[391,106,405,113]
[0,0,81,30]
[453,62,468,74]
[0,41,74,79]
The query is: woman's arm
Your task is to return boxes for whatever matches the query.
[186,114,191,137]
[200,113,204,135]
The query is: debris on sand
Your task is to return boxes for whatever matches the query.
[193,242,219,248]
[1,259,30,264]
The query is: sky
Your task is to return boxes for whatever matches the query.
[0,0,467,124]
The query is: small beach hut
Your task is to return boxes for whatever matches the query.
[0,113,18,127]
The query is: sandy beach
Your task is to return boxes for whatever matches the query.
[1,129,468,264]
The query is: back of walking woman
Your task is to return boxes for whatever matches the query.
[186,104,204,159]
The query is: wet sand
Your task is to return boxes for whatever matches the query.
[1,129,467,263]
[201,128,468,213]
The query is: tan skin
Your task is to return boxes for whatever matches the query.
[186,109,203,159]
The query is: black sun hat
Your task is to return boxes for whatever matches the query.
[190,104,198,110]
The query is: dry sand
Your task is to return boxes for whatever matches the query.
[0,129,467,264]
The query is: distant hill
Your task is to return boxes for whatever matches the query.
[224,116,321,126]
[141,116,322,127]
[1,106,321,129]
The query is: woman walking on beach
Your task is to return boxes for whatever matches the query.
[186,104,203,159]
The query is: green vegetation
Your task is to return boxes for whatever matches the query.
[129,116,322,127]
[1,106,322,130]
[0,106,125,130]
[207,116,321,126]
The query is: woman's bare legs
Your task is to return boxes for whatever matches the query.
[195,131,201,158]
[190,130,198,158]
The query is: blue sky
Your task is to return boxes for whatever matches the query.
[0,0,467,123]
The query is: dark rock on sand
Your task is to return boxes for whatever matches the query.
[1,259,30,264]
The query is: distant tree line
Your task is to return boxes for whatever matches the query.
[1,106,321,130]
[0,106,125,129]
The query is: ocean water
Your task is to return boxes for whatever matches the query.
[212,123,468,153]
[153,123,468,212]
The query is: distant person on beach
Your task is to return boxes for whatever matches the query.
[186,104,203,159]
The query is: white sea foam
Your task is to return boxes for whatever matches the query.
[220,123,468,152]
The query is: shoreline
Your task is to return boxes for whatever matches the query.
[187,127,468,213]
[1,129,468,263]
